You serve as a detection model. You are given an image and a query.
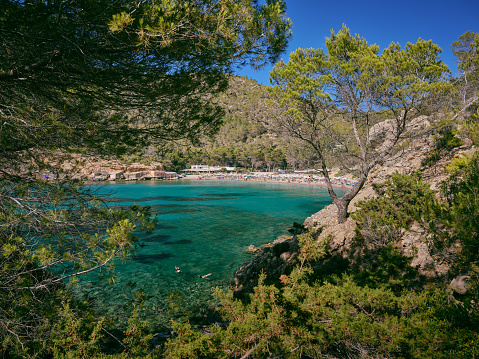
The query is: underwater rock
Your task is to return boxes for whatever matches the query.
[246,244,262,254]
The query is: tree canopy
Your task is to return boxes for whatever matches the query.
[452,30,479,91]
[268,25,452,223]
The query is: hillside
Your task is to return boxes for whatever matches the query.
[159,76,320,172]
[163,110,479,358]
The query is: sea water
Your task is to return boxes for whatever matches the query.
[77,180,342,329]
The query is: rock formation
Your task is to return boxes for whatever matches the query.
[39,153,170,181]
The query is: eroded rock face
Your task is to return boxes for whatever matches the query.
[42,153,165,180]
[450,275,471,295]
[78,160,165,177]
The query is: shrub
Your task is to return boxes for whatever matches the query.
[352,171,438,247]
[422,126,463,167]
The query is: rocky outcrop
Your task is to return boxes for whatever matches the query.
[232,235,300,298]
[246,245,262,254]
[449,275,471,295]
[73,157,164,179]
[41,153,167,181]
[302,126,477,278]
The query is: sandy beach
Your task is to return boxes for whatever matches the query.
[184,171,358,189]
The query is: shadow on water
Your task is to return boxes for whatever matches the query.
[153,207,200,215]
[105,195,232,203]
[155,223,177,230]
[130,253,173,264]
[163,239,193,245]
[198,192,255,198]
[141,234,172,243]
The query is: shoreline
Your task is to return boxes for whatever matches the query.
[85,172,358,191]
[184,172,358,190]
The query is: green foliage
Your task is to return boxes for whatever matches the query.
[167,269,479,358]
[159,76,297,171]
[352,171,439,247]
[372,38,453,112]
[110,0,292,71]
[2,0,292,161]
[297,226,326,263]
[0,234,63,357]
[355,152,479,272]
[464,107,479,145]
[350,243,424,293]
[421,126,463,167]
[421,149,442,167]
[440,151,479,267]
[1,1,292,356]
[49,301,105,358]
[451,31,479,91]
[166,321,225,358]
[266,24,453,223]
[0,202,157,357]
[435,127,463,151]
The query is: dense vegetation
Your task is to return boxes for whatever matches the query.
[156,76,295,173]
[163,154,479,358]
[1,0,479,357]
[0,0,291,357]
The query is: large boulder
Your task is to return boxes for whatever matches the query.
[231,235,300,298]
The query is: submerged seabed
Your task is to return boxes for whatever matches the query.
[75,180,343,330]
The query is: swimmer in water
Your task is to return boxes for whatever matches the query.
[175,266,182,273]
[198,273,213,278]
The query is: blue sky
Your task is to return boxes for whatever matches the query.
[236,0,479,85]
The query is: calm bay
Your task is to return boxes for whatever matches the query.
[78,179,343,329]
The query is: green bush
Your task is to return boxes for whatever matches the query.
[440,151,479,268]
[421,149,441,167]
[422,127,463,167]
[435,126,463,150]
[464,107,479,145]
[165,269,479,358]
[352,171,438,247]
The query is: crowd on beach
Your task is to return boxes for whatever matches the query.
[191,172,358,188]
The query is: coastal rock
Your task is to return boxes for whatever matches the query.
[304,204,357,255]
[273,235,292,244]
[232,236,300,298]
[246,245,262,254]
[41,153,171,181]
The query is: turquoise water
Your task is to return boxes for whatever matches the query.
[78,180,340,329]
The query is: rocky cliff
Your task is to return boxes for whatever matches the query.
[41,153,166,181]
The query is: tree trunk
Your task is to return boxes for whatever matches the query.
[333,173,368,224]
[334,197,351,224]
